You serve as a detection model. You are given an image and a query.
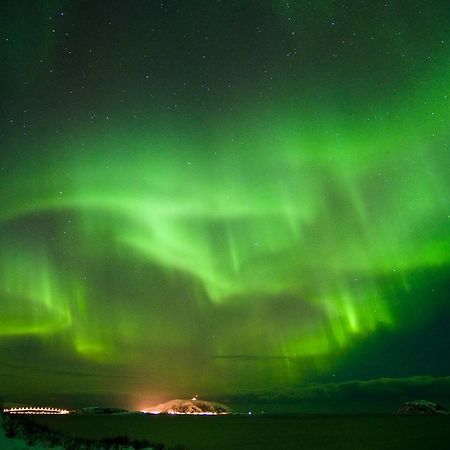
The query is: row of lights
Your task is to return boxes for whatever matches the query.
[3,407,70,415]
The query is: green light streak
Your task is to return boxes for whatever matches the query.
[0,48,448,391]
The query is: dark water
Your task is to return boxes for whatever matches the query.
[35,414,450,450]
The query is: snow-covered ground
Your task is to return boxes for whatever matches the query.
[0,425,63,450]
[0,416,158,449]
[0,425,156,449]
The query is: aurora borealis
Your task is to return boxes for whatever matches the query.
[0,1,449,412]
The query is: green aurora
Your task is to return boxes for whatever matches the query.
[0,0,449,411]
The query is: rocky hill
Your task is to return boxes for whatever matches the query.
[148,399,231,415]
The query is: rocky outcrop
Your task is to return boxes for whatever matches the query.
[394,400,448,415]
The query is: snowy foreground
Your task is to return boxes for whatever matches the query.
[0,415,159,450]
[0,429,156,449]
[0,425,155,449]
[0,425,63,450]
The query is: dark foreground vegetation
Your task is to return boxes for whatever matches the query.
[1,413,187,450]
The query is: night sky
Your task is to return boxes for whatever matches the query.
[1,0,449,413]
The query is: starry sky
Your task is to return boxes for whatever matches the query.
[0,0,449,413]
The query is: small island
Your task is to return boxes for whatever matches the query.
[394,400,448,415]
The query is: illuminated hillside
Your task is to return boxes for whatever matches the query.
[147,399,231,415]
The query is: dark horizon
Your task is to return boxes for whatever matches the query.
[3,375,450,415]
